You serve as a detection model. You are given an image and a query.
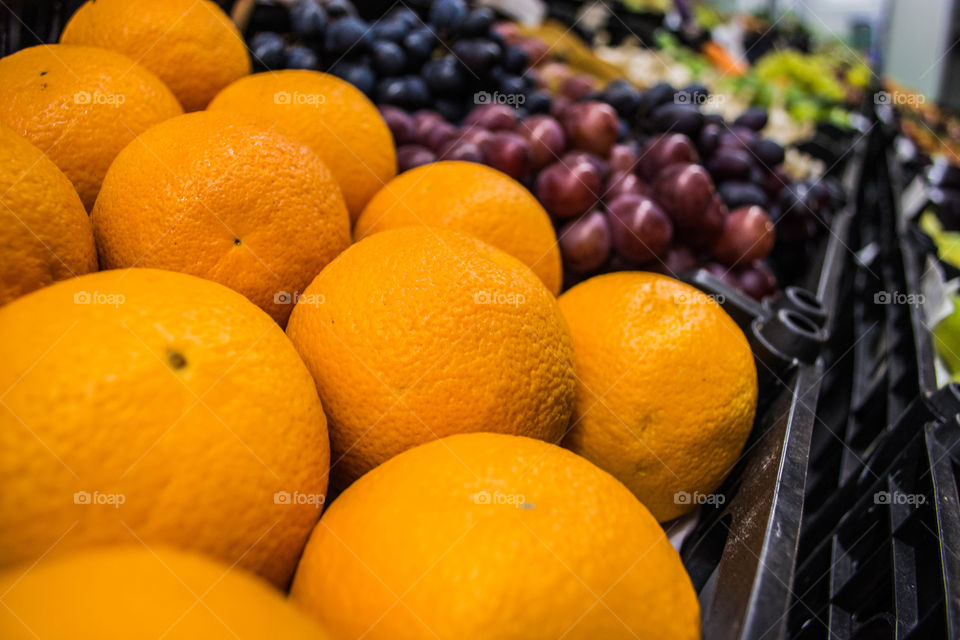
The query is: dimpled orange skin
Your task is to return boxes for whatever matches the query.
[0,269,330,588]
[0,546,332,639]
[91,111,351,326]
[286,227,576,489]
[355,161,562,295]
[290,432,701,640]
[558,271,758,522]
[60,0,251,112]
[0,125,96,305]
[0,45,183,210]
[208,71,396,220]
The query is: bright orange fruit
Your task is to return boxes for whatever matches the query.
[355,161,562,295]
[0,269,330,588]
[61,0,250,111]
[286,227,576,488]
[0,44,183,209]
[290,432,701,640]
[91,111,351,325]
[0,125,96,305]
[208,70,396,220]
[558,271,757,521]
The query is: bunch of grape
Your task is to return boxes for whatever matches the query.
[246,0,549,122]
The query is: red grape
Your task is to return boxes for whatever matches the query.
[423,121,459,150]
[492,21,522,44]
[483,131,532,179]
[718,127,758,152]
[379,105,414,145]
[637,134,700,181]
[460,125,494,150]
[607,194,673,263]
[520,115,567,169]
[397,144,437,172]
[737,261,778,300]
[563,101,619,156]
[412,110,444,141]
[703,262,740,288]
[561,73,596,101]
[516,37,549,67]
[558,210,612,273]
[609,143,639,173]
[438,139,484,163]
[764,167,791,198]
[652,162,717,230]
[550,95,572,120]
[561,151,608,179]
[604,170,650,200]
[678,194,726,250]
[711,205,775,267]
[537,61,574,92]
[536,160,602,218]
[463,104,518,131]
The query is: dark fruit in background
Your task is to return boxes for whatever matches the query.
[520,115,566,169]
[438,139,484,163]
[380,105,414,145]
[464,104,517,131]
[562,102,619,157]
[638,134,699,181]
[250,32,286,70]
[397,145,437,172]
[707,148,753,182]
[718,181,768,210]
[734,107,769,131]
[536,160,602,218]
[289,0,327,40]
[653,163,716,231]
[650,104,704,138]
[559,210,612,273]
[608,143,638,173]
[561,151,608,179]
[483,132,532,179]
[608,194,673,263]
[604,171,648,201]
[751,138,785,168]
[738,261,778,299]
[711,206,775,267]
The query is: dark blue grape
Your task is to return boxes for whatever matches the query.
[324,0,356,19]
[434,98,466,122]
[603,79,641,119]
[502,46,529,74]
[372,40,407,76]
[499,74,526,96]
[750,138,785,168]
[719,181,768,209]
[429,0,467,31]
[524,89,551,113]
[452,39,502,76]
[423,56,466,95]
[650,104,704,137]
[734,107,769,131]
[325,17,371,56]
[289,1,326,39]
[377,75,430,109]
[285,45,319,69]
[371,20,408,43]
[461,8,494,36]
[403,28,435,67]
[681,82,709,105]
[250,32,286,70]
[389,7,420,28]
[330,61,376,96]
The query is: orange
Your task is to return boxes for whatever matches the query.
[91,111,350,326]
[0,268,330,588]
[286,227,576,488]
[208,70,396,220]
[558,271,757,521]
[0,546,331,639]
[0,44,183,210]
[355,161,562,295]
[0,125,96,305]
[61,0,250,112]
[290,432,700,640]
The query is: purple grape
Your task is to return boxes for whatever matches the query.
[536,160,602,218]
[604,171,650,201]
[412,110,444,141]
[734,108,769,131]
[483,131,532,179]
[438,139,484,163]
[460,125,494,151]
[711,205,775,267]
[751,138,785,168]
[698,123,722,159]
[764,167,791,198]
[561,151,608,179]
[397,145,437,172]
[423,122,460,151]
[558,210,612,273]
[718,127,758,152]
[650,104,704,138]
[520,115,567,169]
[609,143,639,173]
[718,181,768,210]
[379,105,414,145]
[561,74,596,101]
[464,104,518,131]
[703,262,740,289]
[637,134,699,181]
[608,194,673,263]
[738,261,778,300]
[707,148,754,182]
[652,163,717,231]
[562,101,619,157]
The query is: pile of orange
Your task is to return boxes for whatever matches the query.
[0,1,764,638]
